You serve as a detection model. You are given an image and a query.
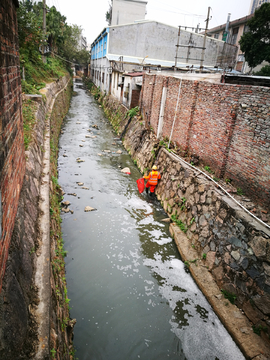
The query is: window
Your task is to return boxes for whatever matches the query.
[214,33,219,39]
[104,41,107,50]
[243,25,249,33]
[231,27,239,45]
[102,73,104,83]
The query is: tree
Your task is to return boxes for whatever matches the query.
[239,3,270,68]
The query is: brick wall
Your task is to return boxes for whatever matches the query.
[141,74,270,207]
[0,0,25,291]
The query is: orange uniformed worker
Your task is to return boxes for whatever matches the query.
[143,165,161,195]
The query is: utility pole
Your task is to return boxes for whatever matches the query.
[200,6,211,72]
[42,0,46,63]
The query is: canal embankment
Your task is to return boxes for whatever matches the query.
[0,75,74,360]
[92,87,270,359]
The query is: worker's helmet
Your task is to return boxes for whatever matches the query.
[152,165,157,170]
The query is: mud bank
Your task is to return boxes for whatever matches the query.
[0,75,74,359]
[100,93,270,359]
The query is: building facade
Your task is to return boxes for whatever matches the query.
[249,0,270,14]
[111,0,147,26]
[91,21,237,107]
[207,15,253,72]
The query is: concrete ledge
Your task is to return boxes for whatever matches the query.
[170,224,270,360]
[35,76,71,359]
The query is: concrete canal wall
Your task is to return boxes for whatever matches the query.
[100,92,270,359]
[0,75,74,359]
[140,74,270,208]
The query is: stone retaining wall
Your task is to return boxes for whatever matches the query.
[101,94,270,354]
[0,76,73,359]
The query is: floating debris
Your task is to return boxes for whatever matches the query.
[85,135,91,138]
[63,154,68,157]
[82,186,89,190]
[67,193,77,196]
[76,158,85,163]
[84,206,96,212]
[62,201,70,206]
[81,140,85,142]
[116,150,122,154]
[103,150,111,153]
[76,122,81,124]
[92,124,99,129]
[79,144,84,147]
[161,218,171,223]
[97,153,103,156]
[70,210,74,214]
[62,207,70,213]
[77,182,84,186]
[121,167,131,174]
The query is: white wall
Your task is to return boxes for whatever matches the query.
[111,0,147,26]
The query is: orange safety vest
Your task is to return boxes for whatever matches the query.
[145,171,160,185]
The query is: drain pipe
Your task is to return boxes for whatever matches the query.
[166,149,270,231]
[168,78,182,149]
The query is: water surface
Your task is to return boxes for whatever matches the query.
[58,80,245,360]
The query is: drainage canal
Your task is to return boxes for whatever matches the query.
[58,79,245,360]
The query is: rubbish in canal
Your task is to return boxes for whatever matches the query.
[79,145,84,147]
[77,182,84,186]
[121,167,131,174]
[116,150,122,154]
[62,208,70,213]
[67,193,77,196]
[63,154,68,157]
[103,150,111,153]
[62,201,70,206]
[136,178,145,193]
[161,218,171,223]
[92,124,99,129]
[84,206,96,212]
[81,187,89,190]
[76,158,85,163]
[85,135,91,138]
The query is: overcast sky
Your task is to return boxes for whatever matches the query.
[45,0,251,44]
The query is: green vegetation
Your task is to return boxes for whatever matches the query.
[225,178,231,184]
[252,324,268,336]
[127,106,140,119]
[50,348,56,359]
[202,253,207,260]
[239,3,270,69]
[181,197,186,211]
[22,100,38,149]
[171,214,187,233]
[17,1,89,94]
[204,165,214,174]
[254,65,270,77]
[237,187,244,196]
[221,289,237,304]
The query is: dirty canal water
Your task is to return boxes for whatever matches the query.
[58,79,245,360]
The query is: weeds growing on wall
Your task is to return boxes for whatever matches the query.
[22,99,38,150]
[48,81,76,359]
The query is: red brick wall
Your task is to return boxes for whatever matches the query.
[0,0,26,291]
[141,74,270,206]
